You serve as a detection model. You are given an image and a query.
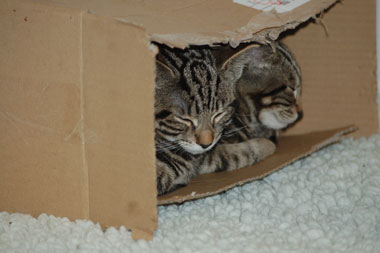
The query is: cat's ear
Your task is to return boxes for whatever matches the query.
[220,44,261,83]
[155,59,178,90]
[156,59,175,79]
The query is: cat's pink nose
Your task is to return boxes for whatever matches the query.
[196,130,214,148]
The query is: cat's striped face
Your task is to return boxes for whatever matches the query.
[255,43,303,130]
[155,47,236,154]
[259,83,302,129]
[155,104,235,155]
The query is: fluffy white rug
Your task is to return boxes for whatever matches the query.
[1,134,380,252]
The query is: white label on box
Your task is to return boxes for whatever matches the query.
[233,0,310,13]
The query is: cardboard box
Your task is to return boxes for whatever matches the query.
[0,0,377,240]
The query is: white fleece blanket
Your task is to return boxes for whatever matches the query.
[1,134,380,252]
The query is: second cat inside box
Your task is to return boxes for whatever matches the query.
[154,42,303,195]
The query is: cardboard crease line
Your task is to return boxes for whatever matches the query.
[79,11,90,219]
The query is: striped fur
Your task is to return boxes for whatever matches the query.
[220,41,303,145]
[154,42,302,195]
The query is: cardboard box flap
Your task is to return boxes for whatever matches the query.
[1,0,157,240]
[158,125,356,205]
[32,0,338,48]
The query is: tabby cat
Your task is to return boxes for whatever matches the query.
[219,42,303,145]
[154,42,302,195]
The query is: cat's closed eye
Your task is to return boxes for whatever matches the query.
[174,116,197,127]
[212,111,226,125]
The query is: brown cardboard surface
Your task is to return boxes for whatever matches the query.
[81,14,157,240]
[1,0,157,240]
[32,0,337,48]
[82,13,157,240]
[158,126,356,205]
[282,0,378,137]
[0,0,88,220]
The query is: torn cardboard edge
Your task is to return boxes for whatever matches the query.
[148,0,339,48]
[157,125,357,205]
[30,0,339,49]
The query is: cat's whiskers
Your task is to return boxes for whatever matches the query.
[223,125,251,136]
[156,143,180,153]
[234,112,255,117]
[172,146,183,155]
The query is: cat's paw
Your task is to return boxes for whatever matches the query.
[259,105,299,130]
[156,161,175,196]
[248,137,276,161]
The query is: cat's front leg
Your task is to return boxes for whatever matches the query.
[156,160,176,195]
[156,159,193,195]
[199,138,276,174]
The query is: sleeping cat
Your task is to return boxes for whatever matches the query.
[218,42,303,145]
[154,42,302,195]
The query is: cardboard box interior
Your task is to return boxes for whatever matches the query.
[0,0,377,240]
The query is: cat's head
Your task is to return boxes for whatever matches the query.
[255,43,303,130]
[231,42,303,130]
[257,77,303,130]
[154,46,237,155]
